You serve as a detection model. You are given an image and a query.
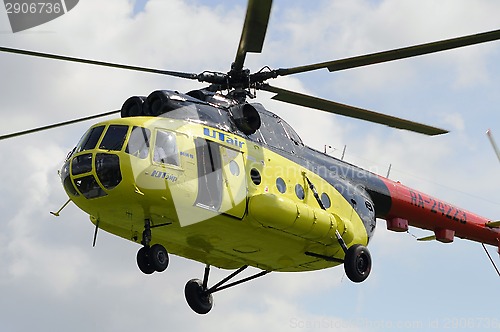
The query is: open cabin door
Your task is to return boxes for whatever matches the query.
[194,138,247,219]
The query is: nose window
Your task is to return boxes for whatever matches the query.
[72,153,93,175]
[73,175,107,199]
[96,153,122,189]
[153,130,180,166]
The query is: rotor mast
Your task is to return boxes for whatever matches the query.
[227,0,273,101]
[3,0,500,137]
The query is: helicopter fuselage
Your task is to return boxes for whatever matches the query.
[60,90,376,272]
[60,90,500,274]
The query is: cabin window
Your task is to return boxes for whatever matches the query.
[295,184,305,200]
[229,160,240,176]
[99,125,129,151]
[125,126,151,159]
[276,177,286,193]
[250,168,261,185]
[321,192,331,209]
[153,130,180,166]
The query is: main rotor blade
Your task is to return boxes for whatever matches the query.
[0,46,199,79]
[262,84,448,136]
[277,28,500,76]
[0,110,120,141]
[233,0,273,72]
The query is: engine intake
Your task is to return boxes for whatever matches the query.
[230,103,261,135]
[121,96,146,118]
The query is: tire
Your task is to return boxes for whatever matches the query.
[136,246,155,275]
[344,244,372,283]
[149,244,169,272]
[184,279,213,315]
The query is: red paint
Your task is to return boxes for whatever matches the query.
[379,177,500,247]
[386,217,409,232]
[435,228,455,243]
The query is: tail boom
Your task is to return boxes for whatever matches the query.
[379,177,500,249]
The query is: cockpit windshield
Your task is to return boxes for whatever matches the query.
[99,125,129,151]
[63,124,152,200]
[76,125,105,153]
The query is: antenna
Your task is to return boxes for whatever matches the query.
[386,164,392,178]
[484,129,500,276]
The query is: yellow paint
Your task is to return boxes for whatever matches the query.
[64,116,367,272]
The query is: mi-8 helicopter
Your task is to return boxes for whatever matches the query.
[1,0,499,315]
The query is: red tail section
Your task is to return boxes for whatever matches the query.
[379,177,500,251]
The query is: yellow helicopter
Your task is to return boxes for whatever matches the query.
[1,0,500,315]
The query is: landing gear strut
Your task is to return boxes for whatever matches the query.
[303,172,372,283]
[136,219,169,274]
[185,265,270,314]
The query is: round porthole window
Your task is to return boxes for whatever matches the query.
[295,184,305,200]
[229,160,240,176]
[250,168,261,185]
[321,193,331,209]
[276,177,286,193]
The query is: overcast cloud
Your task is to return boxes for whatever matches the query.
[0,1,499,331]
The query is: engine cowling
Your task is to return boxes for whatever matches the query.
[121,96,146,118]
[142,90,187,116]
[230,103,261,135]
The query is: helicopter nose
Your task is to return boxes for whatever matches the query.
[61,152,122,199]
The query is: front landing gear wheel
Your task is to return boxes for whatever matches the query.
[185,279,213,315]
[344,244,372,283]
[137,247,155,275]
[136,244,169,274]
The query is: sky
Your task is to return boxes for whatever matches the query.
[0,0,499,331]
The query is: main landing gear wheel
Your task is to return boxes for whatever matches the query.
[185,279,214,315]
[137,246,155,274]
[344,244,372,283]
[136,244,169,274]
[184,265,270,314]
[149,243,169,272]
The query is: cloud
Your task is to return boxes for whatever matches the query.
[0,1,499,331]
